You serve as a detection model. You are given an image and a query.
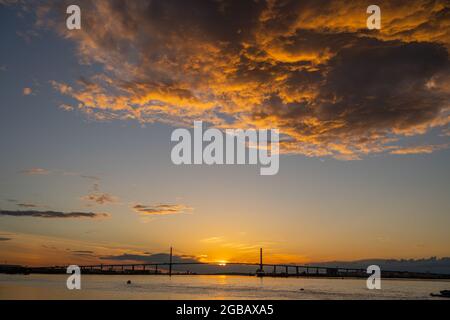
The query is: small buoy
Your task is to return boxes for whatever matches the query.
[127,280,131,284]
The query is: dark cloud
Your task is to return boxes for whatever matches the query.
[0,209,110,219]
[272,39,450,158]
[314,257,450,275]
[0,237,12,241]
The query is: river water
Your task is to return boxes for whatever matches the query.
[0,274,449,299]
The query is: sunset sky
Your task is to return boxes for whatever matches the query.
[0,0,449,267]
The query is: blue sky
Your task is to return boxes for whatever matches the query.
[0,1,449,266]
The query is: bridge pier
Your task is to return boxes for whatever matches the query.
[260,248,263,271]
[169,247,173,276]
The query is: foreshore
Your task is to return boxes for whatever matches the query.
[1,265,450,280]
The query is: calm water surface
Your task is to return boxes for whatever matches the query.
[0,274,449,299]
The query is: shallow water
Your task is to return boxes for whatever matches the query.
[0,274,449,300]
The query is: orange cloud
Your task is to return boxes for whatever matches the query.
[19,167,49,175]
[390,144,449,155]
[22,87,32,95]
[133,204,193,216]
[81,193,118,205]
[36,0,450,159]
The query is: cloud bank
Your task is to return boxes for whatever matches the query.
[0,209,110,219]
[314,257,450,275]
[27,0,450,159]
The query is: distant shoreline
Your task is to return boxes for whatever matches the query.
[2,267,450,281]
